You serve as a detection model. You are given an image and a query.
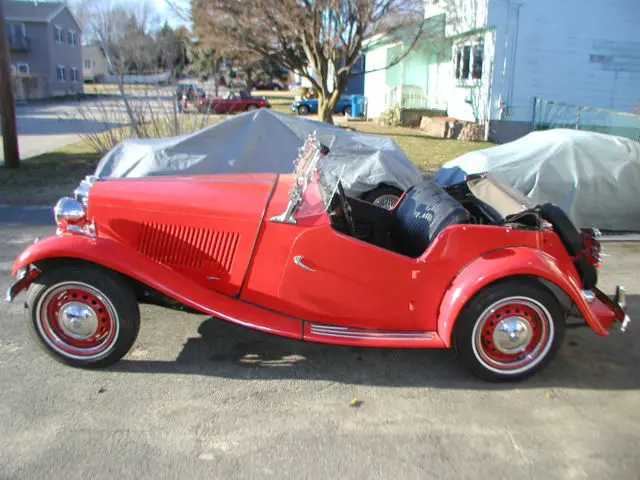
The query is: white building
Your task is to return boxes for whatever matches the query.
[82,45,110,82]
[365,0,640,142]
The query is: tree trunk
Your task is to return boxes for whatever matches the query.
[317,88,343,124]
[0,0,20,168]
[213,57,220,97]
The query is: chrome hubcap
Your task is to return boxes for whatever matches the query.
[492,316,533,354]
[58,302,99,339]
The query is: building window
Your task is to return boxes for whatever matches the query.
[84,59,91,69]
[16,63,30,75]
[55,25,64,43]
[68,30,78,46]
[57,65,66,81]
[8,22,26,39]
[70,68,79,83]
[453,40,484,82]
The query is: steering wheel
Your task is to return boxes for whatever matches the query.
[336,181,357,237]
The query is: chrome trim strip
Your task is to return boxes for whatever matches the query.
[621,315,631,333]
[310,324,433,340]
[615,285,626,310]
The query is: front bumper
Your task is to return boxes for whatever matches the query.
[588,285,631,333]
[5,265,40,303]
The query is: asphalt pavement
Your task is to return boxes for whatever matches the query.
[0,208,639,480]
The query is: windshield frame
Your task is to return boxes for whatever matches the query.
[270,132,338,224]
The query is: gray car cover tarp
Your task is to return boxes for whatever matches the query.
[94,109,422,198]
[434,129,640,231]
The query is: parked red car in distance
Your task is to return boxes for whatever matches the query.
[197,91,270,113]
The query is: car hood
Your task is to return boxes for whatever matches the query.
[86,174,278,240]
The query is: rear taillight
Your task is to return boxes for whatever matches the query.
[578,228,601,267]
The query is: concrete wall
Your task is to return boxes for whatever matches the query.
[47,7,83,95]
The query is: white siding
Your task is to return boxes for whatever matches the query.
[364,46,391,118]
[488,0,640,123]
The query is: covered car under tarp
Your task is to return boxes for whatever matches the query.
[434,129,640,231]
[94,109,422,199]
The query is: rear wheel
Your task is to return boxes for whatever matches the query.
[343,106,352,116]
[452,280,565,382]
[247,104,259,111]
[26,266,140,368]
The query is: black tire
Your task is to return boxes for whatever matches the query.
[247,104,259,111]
[297,105,310,115]
[362,185,403,209]
[26,265,140,369]
[539,203,581,256]
[343,106,352,116]
[452,280,565,382]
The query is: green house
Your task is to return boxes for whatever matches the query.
[363,14,451,123]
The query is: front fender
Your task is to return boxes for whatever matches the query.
[10,233,303,340]
[436,247,608,347]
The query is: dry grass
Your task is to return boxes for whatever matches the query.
[344,122,492,173]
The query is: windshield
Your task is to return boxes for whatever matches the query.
[270,132,343,223]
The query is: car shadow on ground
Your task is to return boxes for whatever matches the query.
[112,295,639,391]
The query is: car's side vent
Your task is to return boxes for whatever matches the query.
[139,222,239,272]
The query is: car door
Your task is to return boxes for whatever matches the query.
[277,225,425,331]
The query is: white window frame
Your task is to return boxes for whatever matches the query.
[453,38,484,85]
[68,30,78,47]
[57,65,66,82]
[83,59,91,69]
[16,63,30,75]
[70,67,79,83]
[55,25,64,44]
[9,22,26,38]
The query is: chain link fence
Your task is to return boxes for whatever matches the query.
[533,97,640,142]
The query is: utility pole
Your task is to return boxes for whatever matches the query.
[0,0,21,168]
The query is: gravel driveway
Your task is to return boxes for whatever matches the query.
[0,213,638,480]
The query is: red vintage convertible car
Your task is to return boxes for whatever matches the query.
[6,134,630,381]
[196,91,270,113]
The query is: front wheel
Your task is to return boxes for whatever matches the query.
[297,105,310,115]
[452,280,565,382]
[26,265,140,368]
[247,104,259,111]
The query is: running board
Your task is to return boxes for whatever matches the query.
[304,323,446,348]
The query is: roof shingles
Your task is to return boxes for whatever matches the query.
[4,1,65,23]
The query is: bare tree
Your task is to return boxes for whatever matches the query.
[192,0,426,124]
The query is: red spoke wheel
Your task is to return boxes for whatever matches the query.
[26,266,140,368]
[37,283,119,360]
[453,281,565,382]
[472,298,551,373]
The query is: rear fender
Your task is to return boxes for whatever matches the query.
[10,234,303,339]
[436,247,608,347]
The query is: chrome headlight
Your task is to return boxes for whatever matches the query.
[54,197,95,237]
[54,197,86,224]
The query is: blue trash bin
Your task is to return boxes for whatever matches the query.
[350,95,366,117]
